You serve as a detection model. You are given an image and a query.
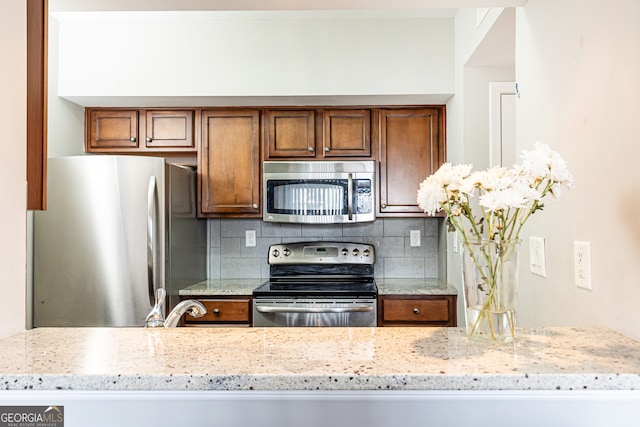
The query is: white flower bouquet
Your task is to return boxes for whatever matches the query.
[417,141,573,341]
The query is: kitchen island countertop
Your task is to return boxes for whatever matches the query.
[1,326,639,392]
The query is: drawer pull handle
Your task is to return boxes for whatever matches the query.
[413,307,420,315]
[213,308,220,315]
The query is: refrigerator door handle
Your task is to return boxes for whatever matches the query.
[147,176,158,306]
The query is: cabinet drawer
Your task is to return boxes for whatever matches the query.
[380,296,456,326]
[184,299,250,323]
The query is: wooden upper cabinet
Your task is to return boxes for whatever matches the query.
[264,108,372,159]
[144,110,194,149]
[87,109,138,150]
[85,108,196,154]
[27,0,48,210]
[265,110,316,158]
[377,107,446,216]
[323,109,371,157]
[199,110,261,217]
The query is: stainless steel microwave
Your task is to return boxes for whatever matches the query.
[263,161,375,224]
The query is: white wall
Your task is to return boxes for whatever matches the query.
[53,11,454,104]
[0,0,27,338]
[446,7,515,326]
[515,0,640,339]
[47,17,85,157]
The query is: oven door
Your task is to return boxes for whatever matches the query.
[253,299,377,327]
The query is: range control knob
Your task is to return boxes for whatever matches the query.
[272,249,280,258]
[352,248,360,256]
[283,248,291,256]
[341,248,349,256]
[363,249,370,257]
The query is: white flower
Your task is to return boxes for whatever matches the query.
[416,141,572,242]
[521,141,574,188]
[479,188,529,212]
[417,178,446,215]
[469,167,515,191]
[417,163,473,215]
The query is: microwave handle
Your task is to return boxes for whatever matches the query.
[347,173,353,220]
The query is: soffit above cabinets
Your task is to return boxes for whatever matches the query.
[61,95,454,108]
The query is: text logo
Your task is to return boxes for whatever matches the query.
[0,406,64,427]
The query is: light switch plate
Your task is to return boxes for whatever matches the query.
[529,236,547,277]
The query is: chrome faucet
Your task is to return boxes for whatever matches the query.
[163,299,207,327]
[145,288,207,328]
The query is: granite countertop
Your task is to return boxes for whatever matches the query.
[180,278,457,296]
[1,327,639,392]
[375,278,457,295]
[179,279,262,296]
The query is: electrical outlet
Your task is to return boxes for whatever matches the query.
[574,241,592,290]
[529,236,546,277]
[245,230,256,247]
[410,230,421,247]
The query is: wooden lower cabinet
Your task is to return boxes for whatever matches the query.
[378,295,457,327]
[181,297,252,327]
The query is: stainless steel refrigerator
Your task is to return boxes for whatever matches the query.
[33,156,207,327]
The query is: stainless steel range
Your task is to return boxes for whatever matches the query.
[252,241,377,327]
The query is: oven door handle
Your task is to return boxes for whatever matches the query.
[347,173,354,220]
[255,305,373,314]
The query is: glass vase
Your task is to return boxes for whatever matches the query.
[461,239,520,343]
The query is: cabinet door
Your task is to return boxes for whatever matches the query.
[265,110,316,158]
[378,107,445,215]
[323,109,371,157]
[200,110,261,216]
[87,109,138,150]
[144,110,195,150]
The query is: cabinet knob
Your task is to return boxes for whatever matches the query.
[253,204,258,209]
[145,137,152,143]
[307,147,314,152]
[324,147,330,152]
[381,203,387,208]
[130,137,136,143]
[213,308,220,315]
[413,307,420,315]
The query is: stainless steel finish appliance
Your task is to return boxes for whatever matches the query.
[252,241,377,327]
[263,161,375,224]
[33,156,206,327]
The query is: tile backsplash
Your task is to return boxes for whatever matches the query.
[207,218,446,280]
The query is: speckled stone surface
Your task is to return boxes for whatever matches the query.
[178,279,262,296]
[180,278,457,296]
[376,279,457,295]
[1,327,639,391]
